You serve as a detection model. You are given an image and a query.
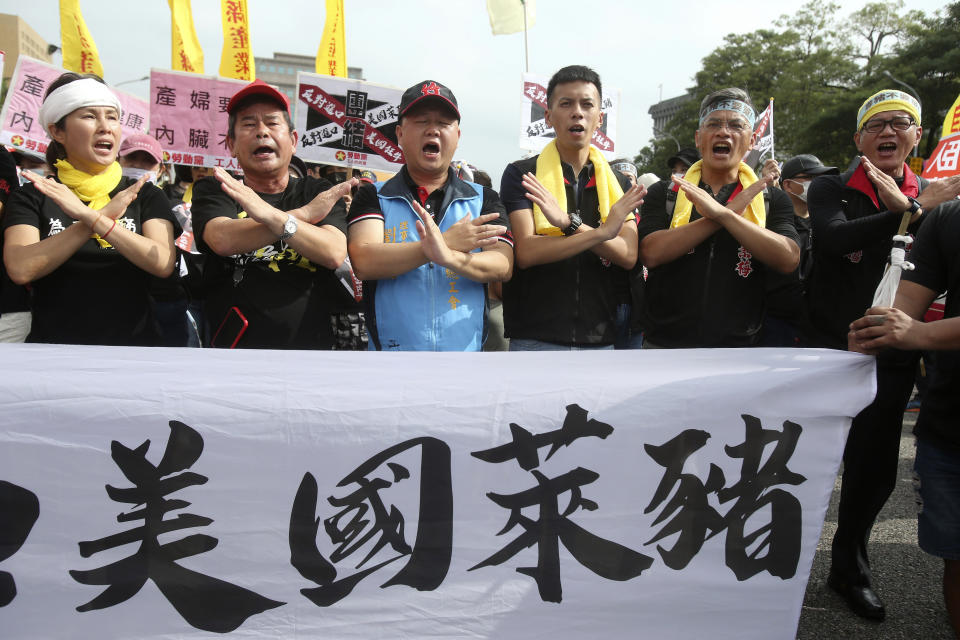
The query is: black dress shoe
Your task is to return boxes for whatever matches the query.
[827,573,886,621]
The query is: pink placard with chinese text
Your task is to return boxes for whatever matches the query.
[0,56,148,160]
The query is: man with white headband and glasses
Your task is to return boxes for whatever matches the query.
[636,87,799,348]
[805,89,960,621]
[2,73,178,346]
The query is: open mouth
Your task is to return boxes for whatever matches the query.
[712,143,731,156]
[252,145,276,159]
[569,125,585,135]
[93,140,113,153]
[422,142,440,157]
[877,142,898,154]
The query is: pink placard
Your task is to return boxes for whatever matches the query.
[0,56,148,159]
[148,69,248,169]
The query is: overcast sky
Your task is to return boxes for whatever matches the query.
[10,0,948,179]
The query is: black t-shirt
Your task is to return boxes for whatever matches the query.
[902,201,960,451]
[0,147,29,317]
[2,177,178,345]
[191,174,348,349]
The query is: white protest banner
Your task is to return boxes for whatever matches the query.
[0,56,149,159]
[294,72,404,172]
[0,346,875,639]
[519,72,620,157]
[148,68,247,169]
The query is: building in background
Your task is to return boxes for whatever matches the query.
[0,13,53,85]
[255,52,363,103]
[648,92,693,138]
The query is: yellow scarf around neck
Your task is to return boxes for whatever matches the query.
[533,140,628,236]
[670,160,766,229]
[54,159,123,210]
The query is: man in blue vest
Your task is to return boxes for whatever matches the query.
[347,80,513,350]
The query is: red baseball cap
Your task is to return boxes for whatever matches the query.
[119,134,164,165]
[226,79,290,115]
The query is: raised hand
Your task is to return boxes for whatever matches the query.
[671,174,729,221]
[522,172,570,229]
[301,178,358,224]
[23,170,147,224]
[214,167,278,223]
[442,212,506,252]
[413,199,454,267]
[860,156,911,215]
[599,183,646,240]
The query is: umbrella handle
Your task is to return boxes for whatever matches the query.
[896,210,911,236]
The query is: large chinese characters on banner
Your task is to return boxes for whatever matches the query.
[294,72,404,172]
[0,346,875,639]
[519,72,620,157]
[0,56,149,159]
[148,69,248,169]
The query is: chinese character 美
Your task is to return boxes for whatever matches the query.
[470,404,653,602]
[289,437,453,606]
[155,86,177,107]
[69,421,283,632]
[0,481,39,607]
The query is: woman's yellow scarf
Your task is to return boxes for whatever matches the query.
[55,159,123,247]
[670,160,766,229]
[533,140,630,236]
[54,159,122,210]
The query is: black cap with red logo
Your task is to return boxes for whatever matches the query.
[398,80,460,120]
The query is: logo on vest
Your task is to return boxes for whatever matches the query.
[734,246,753,278]
[844,250,863,264]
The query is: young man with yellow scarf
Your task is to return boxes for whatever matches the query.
[637,88,799,348]
[499,65,646,350]
[805,89,960,621]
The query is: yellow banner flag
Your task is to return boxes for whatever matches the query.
[219,0,254,81]
[59,0,104,76]
[316,0,346,77]
[939,92,960,139]
[487,0,536,35]
[170,0,204,74]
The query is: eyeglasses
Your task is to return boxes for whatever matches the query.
[861,116,915,134]
[701,119,750,133]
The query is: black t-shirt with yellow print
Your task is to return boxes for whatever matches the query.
[191,174,347,349]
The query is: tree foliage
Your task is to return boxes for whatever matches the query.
[635,0,959,175]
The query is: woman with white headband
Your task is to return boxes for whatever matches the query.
[2,73,178,345]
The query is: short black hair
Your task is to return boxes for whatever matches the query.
[546,65,602,109]
[227,95,294,140]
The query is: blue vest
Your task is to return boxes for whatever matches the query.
[370,176,486,351]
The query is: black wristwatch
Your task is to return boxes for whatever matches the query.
[906,197,922,215]
[562,211,582,236]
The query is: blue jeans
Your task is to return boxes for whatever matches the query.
[915,437,960,560]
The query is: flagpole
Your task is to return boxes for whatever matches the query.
[768,97,775,162]
[522,0,529,73]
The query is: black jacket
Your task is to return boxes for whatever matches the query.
[637,179,798,348]
[805,161,927,349]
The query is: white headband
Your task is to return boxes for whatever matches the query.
[38,78,122,132]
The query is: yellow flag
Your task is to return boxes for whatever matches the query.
[939,92,960,139]
[59,0,104,76]
[170,0,204,74]
[219,0,254,81]
[487,0,536,35]
[316,0,346,77]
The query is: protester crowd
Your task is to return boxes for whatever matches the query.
[1,66,960,635]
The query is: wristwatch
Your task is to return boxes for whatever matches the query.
[562,211,582,236]
[279,213,298,241]
[906,197,922,215]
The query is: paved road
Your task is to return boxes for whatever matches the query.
[796,412,954,639]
